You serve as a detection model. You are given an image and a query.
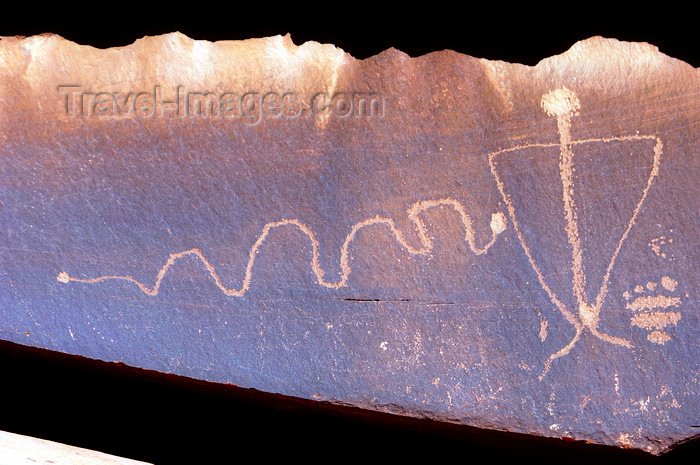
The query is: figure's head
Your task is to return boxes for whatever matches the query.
[540,87,580,118]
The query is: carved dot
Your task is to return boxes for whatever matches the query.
[490,212,507,235]
[647,330,671,345]
[661,276,678,292]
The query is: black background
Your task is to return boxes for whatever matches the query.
[0,3,697,66]
[0,2,697,463]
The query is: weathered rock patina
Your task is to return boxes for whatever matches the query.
[0,33,697,454]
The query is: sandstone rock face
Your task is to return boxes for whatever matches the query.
[0,33,697,454]
[0,430,152,465]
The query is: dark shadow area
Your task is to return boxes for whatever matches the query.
[0,3,696,66]
[0,340,697,464]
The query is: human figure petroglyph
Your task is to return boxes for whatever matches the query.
[489,87,665,377]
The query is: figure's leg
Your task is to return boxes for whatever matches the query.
[539,325,583,380]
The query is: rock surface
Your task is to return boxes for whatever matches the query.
[0,33,697,454]
[0,430,152,465]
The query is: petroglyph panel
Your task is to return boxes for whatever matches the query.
[0,33,697,454]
